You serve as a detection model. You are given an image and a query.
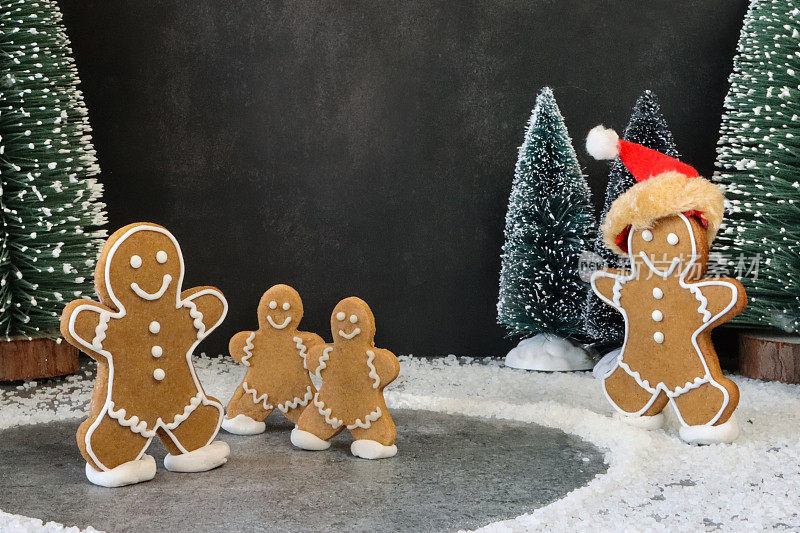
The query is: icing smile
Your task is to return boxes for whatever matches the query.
[338,328,361,339]
[267,315,291,329]
[130,274,172,300]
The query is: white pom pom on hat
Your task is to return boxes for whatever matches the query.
[585,125,620,160]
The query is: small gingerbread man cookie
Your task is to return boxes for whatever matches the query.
[61,223,230,487]
[291,297,400,459]
[587,126,747,444]
[222,284,324,435]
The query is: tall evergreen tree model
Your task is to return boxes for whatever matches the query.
[715,0,799,334]
[0,0,106,344]
[585,90,679,344]
[497,87,595,371]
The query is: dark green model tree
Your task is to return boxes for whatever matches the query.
[0,0,106,340]
[585,90,679,344]
[714,0,799,333]
[497,87,595,340]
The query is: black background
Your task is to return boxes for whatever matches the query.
[59,0,748,357]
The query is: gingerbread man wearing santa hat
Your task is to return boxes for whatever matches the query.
[586,126,747,445]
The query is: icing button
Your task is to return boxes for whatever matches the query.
[149,321,160,334]
[653,332,665,344]
[151,346,163,358]
[153,368,165,381]
[652,287,663,299]
[651,310,663,322]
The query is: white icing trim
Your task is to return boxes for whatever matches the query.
[338,327,361,339]
[130,274,172,300]
[107,392,203,438]
[267,315,291,329]
[315,347,332,380]
[240,332,256,367]
[66,224,227,471]
[293,336,308,369]
[365,350,380,389]
[242,381,272,410]
[313,392,343,429]
[590,214,739,426]
[347,406,382,430]
[277,386,314,413]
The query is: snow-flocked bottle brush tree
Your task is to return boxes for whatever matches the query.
[497,87,595,371]
[585,90,680,346]
[0,0,106,377]
[714,0,799,334]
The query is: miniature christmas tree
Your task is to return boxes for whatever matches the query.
[0,0,106,377]
[585,90,679,345]
[497,87,595,370]
[714,0,799,334]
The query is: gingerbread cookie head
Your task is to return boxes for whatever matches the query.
[330,296,376,343]
[627,215,710,280]
[95,223,184,311]
[257,284,304,332]
[586,126,724,256]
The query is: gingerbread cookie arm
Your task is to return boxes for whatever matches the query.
[299,331,324,349]
[590,268,629,309]
[372,348,399,386]
[229,331,256,365]
[684,278,747,326]
[307,342,332,375]
[181,286,228,337]
[60,299,114,360]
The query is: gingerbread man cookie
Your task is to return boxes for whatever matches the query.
[61,223,230,487]
[222,284,323,434]
[291,297,400,459]
[587,126,746,444]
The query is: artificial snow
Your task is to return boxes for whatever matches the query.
[505,335,593,371]
[1,355,799,531]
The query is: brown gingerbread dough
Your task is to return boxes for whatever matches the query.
[291,297,400,459]
[592,214,746,429]
[223,284,323,432]
[61,223,229,487]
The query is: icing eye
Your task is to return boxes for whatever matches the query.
[641,230,653,242]
[282,302,291,311]
[156,250,168,263]
[349,314,358,324]
[269,301,277,310]
[667,233,679,245]
[130,255,142,268]
[336,311,346,321]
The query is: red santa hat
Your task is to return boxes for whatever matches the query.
[586,125,724,255]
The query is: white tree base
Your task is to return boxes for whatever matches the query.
[505,335,593,371]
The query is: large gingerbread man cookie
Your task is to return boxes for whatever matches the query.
[222,284,323,435]
[61,223,230,487]
[291,297,400,459]
[586,126,746,444]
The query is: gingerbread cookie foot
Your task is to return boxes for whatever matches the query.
[85,455,156,488]
[164,441,230,472]
[679,416,739,445]
[350,439,397,460]
[290,428,331,451]
[222,414,266,435]
[615,412,665,430]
